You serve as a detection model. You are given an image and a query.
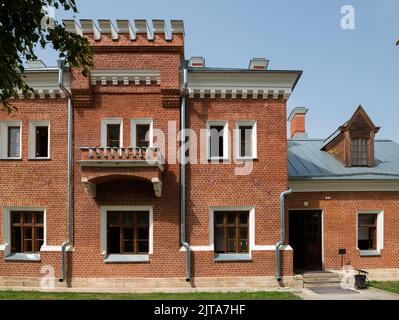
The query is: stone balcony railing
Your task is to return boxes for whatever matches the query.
[79,146,165,170]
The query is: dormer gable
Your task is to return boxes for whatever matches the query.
[321,106,380,167]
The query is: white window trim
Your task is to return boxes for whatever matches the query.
[28,121,50,159]
[0,121,22,159]
[206,121,229,161]
[1,207,46,259]
[235,120,257,160]
[356,210,384,256]
[101,118,123,148]
[130,118,154,148]
[100,205,153,258]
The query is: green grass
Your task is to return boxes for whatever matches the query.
[369,281,399,295]
[0,290,300,300]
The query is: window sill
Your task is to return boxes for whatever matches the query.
[28,157,51,161]
[236,157,258,161]
[0,158,22,161]
[104,254,150,263]
[4,253,41,262]
[214,253,252,262]
[359,250,381,257]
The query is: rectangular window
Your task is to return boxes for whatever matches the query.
[107,211,149,254]
[207,121,228,160]
[136,124,150,148]
[214,211,249,254]
[35,126,49,158]
[107,124,121,148]
[357,214,377,250]
[236,121,256,159]
[352,138,368,166]
[8,126,20,158]
[11,211,44,253]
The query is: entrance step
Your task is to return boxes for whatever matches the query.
[302,271,342,288]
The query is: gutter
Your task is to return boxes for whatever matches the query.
[275,188,292,281]
[57,60,73,282]
[181,59,191,281]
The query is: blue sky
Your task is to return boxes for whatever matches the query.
[37,0,399,141]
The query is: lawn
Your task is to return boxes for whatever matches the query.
[369,281,399,295]
[0,290,300,300]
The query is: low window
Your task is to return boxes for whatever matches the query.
[11,211,44,253]
[107,211,149,254]
[214,211,249,254]
[35,126,49,158]
[8,126,21,158]
[208,121,228,160]
[351,138,369,166]
[357,214,377,250]
[107,124,121,148]
[136,124,150,148]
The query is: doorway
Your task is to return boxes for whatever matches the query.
[289,210,322,271]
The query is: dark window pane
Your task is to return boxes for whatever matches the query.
[227,213,236,225]
[24,228,32,240]
[35,126,48,157]
[36,213,44,224]
[8,126,20,157]
[24,213,33,224]
[240,240,248,252]
[239,213,248,225]
[107,213,120,225]
[209,125,224,158]
[24,240,33,252]
[358,214,377,250]
[123,214,134,226]
[107,124,120,148]
[138,241,149,253]
[36,228,44,240]
[36,240,44,251]
[123,228,134,240]
[138,213,149,226]
[227,228,236,240]
[136,124,150,148]
[11,228,21,253]
[227,241,237,252]
[215,213,224,225]
[240,227,248,240]
[123,241,134,253]
[240,126,253,157]
[108,227,121,254]
[215,228,225,253]
[138,227,149,240]
[12,212,21,224]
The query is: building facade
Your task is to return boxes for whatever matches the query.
[0,19,398,290]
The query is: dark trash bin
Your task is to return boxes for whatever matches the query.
[354,270,368,289]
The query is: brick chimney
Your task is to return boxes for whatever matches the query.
[288,107,308,139]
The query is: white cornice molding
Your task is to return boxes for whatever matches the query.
[187,71,298,99]
[289,179,399,192]
[90,69,161,86]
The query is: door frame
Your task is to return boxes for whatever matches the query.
[288,208,324,269]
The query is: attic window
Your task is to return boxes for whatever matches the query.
[351,138,369,166]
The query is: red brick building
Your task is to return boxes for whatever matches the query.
[0,19,398,291]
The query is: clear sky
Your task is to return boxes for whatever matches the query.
[36,0,399,141]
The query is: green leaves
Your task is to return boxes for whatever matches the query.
[0,0,93,113]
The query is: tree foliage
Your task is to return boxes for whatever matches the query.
[0,0,93,112]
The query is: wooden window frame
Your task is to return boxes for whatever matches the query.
[106,211,149,254]
[35,126,49,158]
[351,137,369,167]
[106,124,121,148]
[135,124,151,148]
[207,121,229,161]
[214,211,249,254]
[11,211,44,253]
[357,213,377,250]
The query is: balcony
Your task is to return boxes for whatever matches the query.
[78,146,165,198]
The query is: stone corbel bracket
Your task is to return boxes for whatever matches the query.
[82,177,96,198]
[151,177,162,197]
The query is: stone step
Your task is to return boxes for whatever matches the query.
[303,280,342,288]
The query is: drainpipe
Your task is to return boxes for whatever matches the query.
[57,59,73,282]
[275,188,292,281]
[180,59,191,281]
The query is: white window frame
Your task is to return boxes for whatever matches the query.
[130,119,153,148]
[0,207,46,261]
[206,121,229,161]
[235,120,257,160]
[0,121,22,159]
[100,205,153,261]
[28,121,50,159]
[101,118,123,148]
[356,210,384,256]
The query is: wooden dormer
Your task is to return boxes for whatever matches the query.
[321,106,380,167]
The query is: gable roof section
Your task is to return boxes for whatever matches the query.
[288,139,399,180]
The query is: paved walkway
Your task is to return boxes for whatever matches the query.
[295,287,399,300]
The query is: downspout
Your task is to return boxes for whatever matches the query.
[180,59,191,281]
[57,59,73,282]
[275,188,292,281]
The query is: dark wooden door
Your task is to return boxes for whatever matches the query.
[303,212,322,270]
